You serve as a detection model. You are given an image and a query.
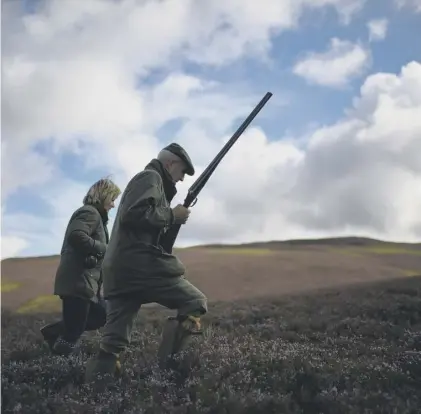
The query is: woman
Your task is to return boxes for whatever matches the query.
[40,177,121,356]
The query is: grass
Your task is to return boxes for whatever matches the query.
[402,270,421,277]
[334,246,421,256]
[330,245,421,259]
[1,278,22,292]
[16,295,61,314]
[363,246,421,255]
[206,248,276,256]
[327,248,364,257]
[2,276,421,413]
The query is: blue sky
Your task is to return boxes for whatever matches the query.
[2,0,421,258]
[166,1,421,141]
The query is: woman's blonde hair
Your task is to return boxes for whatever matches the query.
[83,176,121,207]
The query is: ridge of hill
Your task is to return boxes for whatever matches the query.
[1,236,420,263]
[2,235,421,314]
[199,236,421,249]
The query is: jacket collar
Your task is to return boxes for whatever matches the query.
[144,158,177,202]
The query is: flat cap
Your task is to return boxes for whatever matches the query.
[163,142,195,176]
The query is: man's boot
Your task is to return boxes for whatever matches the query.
[85,349,121,387]
[157,315,203,370]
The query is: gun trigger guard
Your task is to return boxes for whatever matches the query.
[191,198,198,207]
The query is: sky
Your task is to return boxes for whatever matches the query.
[1,0,421,259]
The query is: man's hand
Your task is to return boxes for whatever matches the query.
[172,204,191,224]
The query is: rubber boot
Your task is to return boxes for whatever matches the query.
[85,349,121,388]
[157,315,203,370]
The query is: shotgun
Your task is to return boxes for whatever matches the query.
[160,91,273,254]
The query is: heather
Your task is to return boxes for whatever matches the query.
[2,276,421,413]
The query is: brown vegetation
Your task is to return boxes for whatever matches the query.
[1,237,420,313]
[1,237,421,412]
[2,274,421,413]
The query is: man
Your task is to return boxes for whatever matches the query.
[85,143,208,383]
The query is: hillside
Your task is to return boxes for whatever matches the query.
[201,236,421,249]
[2,237,421,413]
[1,237,421,313]
[2,275,421,413]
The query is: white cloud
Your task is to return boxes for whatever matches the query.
[0,206,29,260]
[2,0,421,259]
[283,61,421,238]
[2,0,365,200]
[174,61,421,245]
[292,38,371,88]
[0,237,29,260]
[1,141,55,199]
[367,18,388,42]
[395,0,421,12]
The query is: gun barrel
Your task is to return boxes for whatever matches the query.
[160,91,273,253]
[187,92,273,200]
